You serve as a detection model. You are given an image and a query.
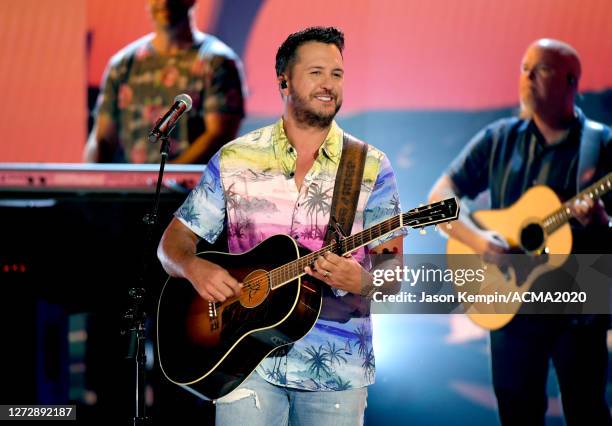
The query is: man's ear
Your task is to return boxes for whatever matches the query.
[278,75,288,89]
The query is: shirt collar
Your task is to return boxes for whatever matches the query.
[143,32,204,56]
[526,107,584,148]
[273,118,343,164]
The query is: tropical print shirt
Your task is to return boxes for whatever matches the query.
[175,119,405,391]
[95,32,245,164]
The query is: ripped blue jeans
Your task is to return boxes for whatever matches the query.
[215,371,368,426]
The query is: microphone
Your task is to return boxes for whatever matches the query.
[148,94,193,143]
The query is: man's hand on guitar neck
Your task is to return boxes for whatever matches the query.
[304,236,404,296]
[569,197,610,227]
[304,252,368,295]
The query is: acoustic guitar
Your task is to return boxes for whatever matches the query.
[157,198,459,400]
[447,172,611,330]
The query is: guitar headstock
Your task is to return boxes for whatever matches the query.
[403,198,459,230]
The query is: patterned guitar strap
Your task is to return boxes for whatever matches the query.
[323,132,369,246]
[321,132,368,309]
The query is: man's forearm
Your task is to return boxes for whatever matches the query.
[172,114,242,164]
[157,219,199,279]
[428,174,486,252]
[171,131,225,164]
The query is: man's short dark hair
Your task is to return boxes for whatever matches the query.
[275,27,344,77]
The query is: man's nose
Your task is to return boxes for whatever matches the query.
[319,76,334,91]
[527,68,537,81]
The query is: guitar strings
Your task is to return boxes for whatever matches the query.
[233,201,456,295]
[544,173,612,233]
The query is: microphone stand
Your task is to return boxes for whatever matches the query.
[122,134,172,425]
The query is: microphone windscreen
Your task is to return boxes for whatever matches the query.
[174,93,193,112]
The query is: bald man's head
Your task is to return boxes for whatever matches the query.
[531,38,581,80]
[519,38,582,121]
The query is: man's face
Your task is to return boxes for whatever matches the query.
[147,0,195,28]
[519,45,575,117]
[284,41,344,128]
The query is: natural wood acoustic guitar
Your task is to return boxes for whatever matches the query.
[447,172,611,330]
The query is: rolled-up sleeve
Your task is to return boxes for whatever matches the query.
[175,151,226,243]
[364,154,408,249]
[446,125,494,200]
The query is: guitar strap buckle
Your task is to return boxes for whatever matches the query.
[328,215,347,239]
[323,132,368,256]
[328,215,347,255]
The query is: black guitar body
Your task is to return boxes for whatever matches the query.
[157,234,322,400]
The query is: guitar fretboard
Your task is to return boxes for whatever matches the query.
[268,215,402,289]
[543,172,612,234]
[265,199,458,290]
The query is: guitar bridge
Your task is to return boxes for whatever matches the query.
[208,301,218,318]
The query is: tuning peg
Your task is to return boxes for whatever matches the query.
[433,224,439,232]
[445,222,452,230]
[419,227,427,235]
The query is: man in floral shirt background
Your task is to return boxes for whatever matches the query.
[84,0,245,164]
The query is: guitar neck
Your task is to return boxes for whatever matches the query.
[543,172,612,234]
[268,215,402,290]
[269,199,458,290]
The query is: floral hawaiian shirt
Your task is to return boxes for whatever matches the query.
[175,119,405,391]
[95,32,245,163]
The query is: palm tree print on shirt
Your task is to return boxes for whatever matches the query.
[302,184,332,239]
[304,344,332,379]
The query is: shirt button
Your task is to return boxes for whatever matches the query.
[289,172,295,177]
[288,147,294,153]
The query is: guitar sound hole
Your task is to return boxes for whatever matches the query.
[520,223,544,253]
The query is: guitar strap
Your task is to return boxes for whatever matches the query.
[577,119,609,190]
[323,132,368,246]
